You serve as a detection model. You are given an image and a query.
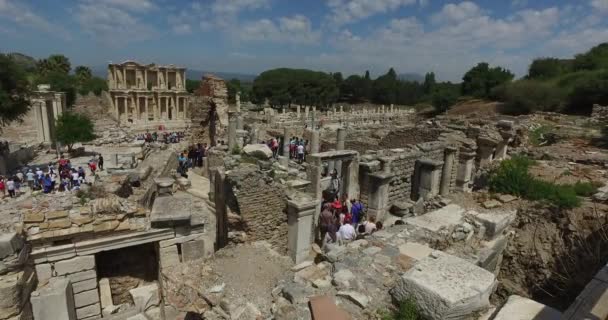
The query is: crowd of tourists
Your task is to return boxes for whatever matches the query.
[137,131,185,144]
[177,143,208,176]
[319,169,380,246]
[266,136,309,163]
[0,154,104,198]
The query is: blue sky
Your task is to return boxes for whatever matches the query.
[1,0,608,81]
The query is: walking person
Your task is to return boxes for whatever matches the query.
[98,155,104,171]
[297,142,305,164]
[0,176,5,198]
[7,178,16,198]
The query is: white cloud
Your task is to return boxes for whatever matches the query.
[239,15,321,44]
[327,0,418,26]
[591,0,608,13]
[171,23,192,35]
[0,0,70,39]
[511,0,528,8]
[76,2,155,45]
[431,1,482,25]
[85,0,158,12]
[211,0,270,15]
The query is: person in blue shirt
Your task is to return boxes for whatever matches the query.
[351,198,364,225]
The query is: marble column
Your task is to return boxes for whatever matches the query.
[287,198,318,264]
[304,106,309,119]
[368,169,394,221]
[228,114,237,151]
[296,105,301,118]
[281,127,290,167]
[416,159,444,200]
[236,114,244,130]
[310,130,320,154]
[440,147,457,197]
[40,101,51,143]
[335,128,346,176]
[144,98,149,122]
[456,151,476,192]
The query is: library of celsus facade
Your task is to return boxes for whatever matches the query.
[107,61,190,127]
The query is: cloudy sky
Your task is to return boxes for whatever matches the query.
[1,0,608,81]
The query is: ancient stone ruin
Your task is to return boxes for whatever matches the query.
[0,67,607,320]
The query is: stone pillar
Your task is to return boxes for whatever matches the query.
[477,138,497,167]
[456,151,476,192]
[390,104,394,113]
[249,127,258,145]
[281,127,290,167]
[335,128,346,176]
[33,101,44,142]
[440,147,457,197]
[144,97,149,121]
[416,159,444,200]
[310,130,320,154]
[368,170,394,221]
[496,132,513,160]
[340,105,344,114]
[40,101,51,143]
[228,114,237,151]
[236,114,244,130]
[296,105,300,118]
[213,169,228,249]
[235,93,241,113]
[31,279,77,320]
[287,198,318,264]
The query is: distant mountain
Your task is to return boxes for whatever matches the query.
[7,52,37,71]
[186,70,257,82]
[398,73,424,82]
[91,65,257,83]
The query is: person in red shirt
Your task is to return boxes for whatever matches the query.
[88,161,97,175]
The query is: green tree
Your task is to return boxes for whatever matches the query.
[227,78,242,103]
[55,112,95,151]
[423,72,436,94]
[573,43,608,71]
[74,66,92,84]
[566,72,608,115]
[462,62,514,98]
[186,79,200,93]
[492,80,564,114]
[78,77,108,96]
[527,58,571,79]
[36,71,77,107]
[432,88,459,113]
[37,54,71,75]
[0,54,31,127]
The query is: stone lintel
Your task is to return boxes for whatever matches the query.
[418,159,443,169]
[369,172,395,181]
[74,229,175,256]
[477,136,499,147]
[309,150,359,161]
[445,146,458,154]
[287,199,318,216]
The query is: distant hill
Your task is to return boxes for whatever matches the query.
[91,65,257,83]
[398,73,424,82]
[7,52,37,71]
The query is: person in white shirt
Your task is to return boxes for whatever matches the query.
[338,219,356,244]
[297,143,305,164]
[6,179,15,198]
[364,216,377,234]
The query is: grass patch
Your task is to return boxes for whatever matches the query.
[489,156,596,209]
[379,299,421,320]
[529,125,555,146]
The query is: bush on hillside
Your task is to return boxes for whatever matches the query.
[491,80,564,114]
[489,156,587,209]
[380,298,421,320]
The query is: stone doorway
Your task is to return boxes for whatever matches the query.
[95,242,158,306]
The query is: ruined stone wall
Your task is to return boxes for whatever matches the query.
[591,104,608,122]
[379,128,443,148]
[226,168,288,253]
[387,149,423,203]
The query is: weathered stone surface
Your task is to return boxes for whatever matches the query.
[391,252,497,320]
[54,256,95,276]
[74,289,100,308]
[398,242,434,261]
[35,263,53,283]
[159,245,180,268]
[482,200,501,209]
[99,278,113,310]
[23,212,45,223]
[493,295,561,320]
[332,269,355,289]
[129,283,160,312]
[309,295,350,320]
[232,302,262,320]
[291,261,314,272]
[30,278,77,320]
[243,144,273,160]
[47,210,69,219]
[337,291,369,309]
[0,268,36,318]
[93,221,119,233]
[0,233,23,259]
[404,204,465,233]
[71,278,97,295]
[273,296,297,320]
[75,303,101,319]
[282,283,313,305]
[181,240,205,262]
[472,210,516,240]
[496,194,517,203]
[48,218,72,229]
[64,270,97,283]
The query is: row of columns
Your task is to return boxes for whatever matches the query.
[111,67,186,91]
[114,95,188,123]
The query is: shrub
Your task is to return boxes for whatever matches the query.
[489,156,584,209]
[491,80,564,114]
[380,298,421,320]
[572,181,601,197]
[231,145,241,155]
[529,125,555,146]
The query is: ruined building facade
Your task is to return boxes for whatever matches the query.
[107,61,190,126]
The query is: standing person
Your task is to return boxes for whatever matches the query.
[271,137,279,159]
[0,176,5,198]
[297,142,305,164]
[77,167,86,180]
[71,170,80,189]
[26,169,35,190]
[328,169,341,200]
[338,218,356,244]
[16,170,24,184]
[351,199,364,225]
[88,160,97,176]
[319,203,337,245]
[98,155,104,171]
[6,178,15,198]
